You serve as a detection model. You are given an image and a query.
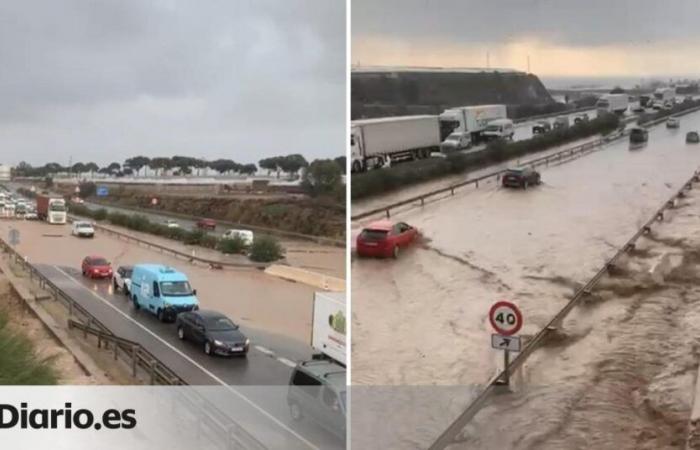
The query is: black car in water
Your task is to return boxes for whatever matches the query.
[502,167,541,189]
[176,310,249,356]
[532,121,551,134]
[629,127,649,143]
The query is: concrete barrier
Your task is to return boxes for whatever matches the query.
[264,264,345,292]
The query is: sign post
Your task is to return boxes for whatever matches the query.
[488,300,523,387]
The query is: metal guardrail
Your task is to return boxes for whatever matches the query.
[428,168,700,450]
[66,214,269,270]
[353,103,700,222]
[0,238,268,450]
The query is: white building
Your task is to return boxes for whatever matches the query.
[0,164,11,181]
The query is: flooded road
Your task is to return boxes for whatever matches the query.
[351,110,700,449]
[352,108,700,386]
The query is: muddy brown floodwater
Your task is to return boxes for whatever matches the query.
[352,109,700,449]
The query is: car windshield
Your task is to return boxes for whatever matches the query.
[360,229,389,241]
[506,169,523,174]
[205,316,238,331]
[122,268,133,278]
[446,135,460,141]
[160,281,193,296]
[485,124,501,132]
[77,223,92,228]
[50,205,66,212]
[91,258,108,266]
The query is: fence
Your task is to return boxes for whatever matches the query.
[352,104,700,222]
[0,239,268,450]
[428,168,700,449]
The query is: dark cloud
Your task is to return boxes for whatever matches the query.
[0,0,345,165]
[353,0,700,47]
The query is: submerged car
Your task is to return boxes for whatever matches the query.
[687,131,700,144]
[440,132,471,152]
[176,310,249,356]
[71,220,95,238]
[81,256,113,279]
[532,121,551,134]
[629,127,649,143]
[356,220,418,259]
[573,113,589,124]
[164,219,180,229]
[196,218,217,230]
[666,117,680,128]
[502,167,541,189]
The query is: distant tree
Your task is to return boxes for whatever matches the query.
[149,157,173,176]
[208,159,236,175]
[278,154,308,177]
[107,162,121,173]
[171,156,197,175]
[259,157,278,176]
[122,167,134,176]
[239,163,257,175]
[124,156,151,176]
[301,159,343,197]
[85,162,99,176]
[71,162,87,174]
[333,156,346,174]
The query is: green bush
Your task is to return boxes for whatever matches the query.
[352,113,621,200]
[93,208,108,221]
[0,311,58,385]
[249,235,284,262]
[217,235,248,254]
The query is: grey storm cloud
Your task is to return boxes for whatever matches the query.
[353,0,700,47]
[0,0,345,166]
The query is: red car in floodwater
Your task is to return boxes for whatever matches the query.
[356,220,418,258]
[81,256,113,279]
[196,218,217,230]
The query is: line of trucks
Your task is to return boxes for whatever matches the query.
[350,104,512,172]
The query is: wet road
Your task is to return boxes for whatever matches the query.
[27,263,344,449]
[352,107,700,387]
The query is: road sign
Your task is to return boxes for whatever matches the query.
[8,228,19,246]
[96,186,109,197]
[488,301,523,336]
[491,334,521,352]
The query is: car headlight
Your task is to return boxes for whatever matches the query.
[163,302,171,308]
[213,340,224,347]
[245,338,250,346]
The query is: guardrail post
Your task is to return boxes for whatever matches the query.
[113,341,118,360]
[84,318,90,339]
[149,360,157,385]
[450,187,454,195]
[385,209,390,219]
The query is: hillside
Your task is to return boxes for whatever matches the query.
[352,68,557,119]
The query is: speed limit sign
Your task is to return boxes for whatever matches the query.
[489,301,523,336]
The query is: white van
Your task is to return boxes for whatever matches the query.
[222,229,254,247]
[482,118,514,140]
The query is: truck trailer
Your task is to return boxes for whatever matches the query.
[351,115,440,172]
[36,194,67,224]
[438,104,508,143]
[596,94,629,115]
[311,291,346,366]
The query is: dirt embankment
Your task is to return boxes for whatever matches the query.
[97,194,345,239]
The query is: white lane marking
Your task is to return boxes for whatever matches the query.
[52,265,317,450]
[255,345,275,356]
[277,358,297,368]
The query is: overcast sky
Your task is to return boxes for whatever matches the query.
[0,0,345,167]
[353,0,700,78]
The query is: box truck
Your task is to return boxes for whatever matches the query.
[653,87,675,105]
[438,104,507,144]
[36,194,67,224]
[596,94,629,115]
[311,291,346,366]
[350,115,440,172]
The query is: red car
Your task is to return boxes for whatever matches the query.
[196,218,217,230]
[81,256,113,279]
[356,220,418,258]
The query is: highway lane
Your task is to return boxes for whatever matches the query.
[352,107,700,387]
[33,263,344,450]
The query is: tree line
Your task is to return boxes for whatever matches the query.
[12,154,346,178]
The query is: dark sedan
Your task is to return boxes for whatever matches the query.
[502,167,541,189]
[532,121,551,134]
[176,310,249,357]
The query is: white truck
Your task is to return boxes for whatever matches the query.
[36,194,67,224]
[596,94,629,115]
[653,87,675,107]
[311,291,346,366]
[351,115,440,172]
[438,104,507,145]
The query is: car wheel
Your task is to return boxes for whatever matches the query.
[204,341,213,356]
[289,402,303,421]
[523,181,529,190]
[157,309,165,322]
[177,326,185,340]
[112,279,118,291]
[392,245,399,259]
